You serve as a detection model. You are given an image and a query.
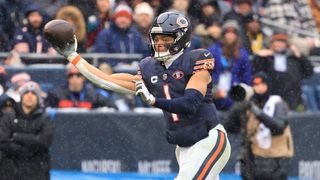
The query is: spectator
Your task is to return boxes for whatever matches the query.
[168,0,190,16]
[195,15,222,49]
[223,0,253,53]
[0,94,16,114]
[93,2,148,66]
[56,5,87,52]
[86,0,114,51]
[208,20,252,111]
[133,2,154,44]
[224,72,294,180]
[12,3,55,54]
[46,64,117,109]
[0,81,54,180]
[244,13,268,54]
[6,72,31,102]
[198,0,223,23]
[253,31,314,111]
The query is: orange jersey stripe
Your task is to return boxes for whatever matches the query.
[196,131,225,180]
[195,59,214,65]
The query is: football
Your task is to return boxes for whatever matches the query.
[44,19,75,48]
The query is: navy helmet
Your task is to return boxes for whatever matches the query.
[149,12,191,61]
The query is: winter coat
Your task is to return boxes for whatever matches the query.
[252,52,313,110]
[0,104,54,180]
[208,42,252,110]
[12,25,51,53]
[46,84,117,109]
[93,22,149,66]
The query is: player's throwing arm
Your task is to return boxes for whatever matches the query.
[44,20,138,94]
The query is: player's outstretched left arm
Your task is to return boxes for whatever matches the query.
[53,36,139,94]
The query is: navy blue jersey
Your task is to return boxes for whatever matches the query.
[138,49,220,147]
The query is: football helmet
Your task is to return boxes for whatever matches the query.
[149,12,191,61]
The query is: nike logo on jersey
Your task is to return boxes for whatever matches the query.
[204,52,211,57]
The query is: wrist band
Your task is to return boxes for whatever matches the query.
[71,54,81,66]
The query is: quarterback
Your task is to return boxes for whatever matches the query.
[50,12,231,180]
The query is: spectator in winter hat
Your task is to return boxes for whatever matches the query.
[252,30,314,110]
[0,80,53,180]
[93,2,148,66]
[134,2,154,43]
[244,13,268,54]
[12,3,55,54]
[19,81,45,106]
[6,72,31,102]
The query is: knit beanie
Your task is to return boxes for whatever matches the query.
[113,3,132,20]
[221,20,240,35]
[19,81,43,102]
[134,2,154,20]
[253,72,271,87]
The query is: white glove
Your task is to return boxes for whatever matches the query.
[135,81,155,105]
[53,35,78,60]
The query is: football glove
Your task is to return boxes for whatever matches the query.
[135,81,155,105]
[53,35,78,60]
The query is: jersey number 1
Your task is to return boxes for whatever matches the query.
[163,84,179,122]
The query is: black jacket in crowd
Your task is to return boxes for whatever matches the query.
[0,104,54,180]
[253,52,314,110]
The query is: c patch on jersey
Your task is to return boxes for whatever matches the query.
[151,76,158,84]
[172,70,184,80]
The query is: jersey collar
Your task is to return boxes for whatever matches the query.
[163,51,183,69]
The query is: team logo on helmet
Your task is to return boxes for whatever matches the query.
[172,70,184,80]
[176,17,188,28]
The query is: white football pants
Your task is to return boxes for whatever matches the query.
[174,124,231,180]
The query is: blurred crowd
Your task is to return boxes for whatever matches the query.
[0,1,319,178]
[0,0,320,112]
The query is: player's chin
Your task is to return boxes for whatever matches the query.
[155,48,168,53]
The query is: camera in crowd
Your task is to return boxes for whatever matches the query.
[229,83,254,102]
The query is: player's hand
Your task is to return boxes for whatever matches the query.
[135,81,155,105]
[53,35,78,59]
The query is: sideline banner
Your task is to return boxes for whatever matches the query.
[50,111,320,179]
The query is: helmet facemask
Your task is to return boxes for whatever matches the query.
[150,33,176,62]
[150,30,190,62]
[149,12,192,62]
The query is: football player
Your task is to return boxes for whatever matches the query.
[52,12,231,179]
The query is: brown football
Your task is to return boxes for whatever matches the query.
[44,19,75,48]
